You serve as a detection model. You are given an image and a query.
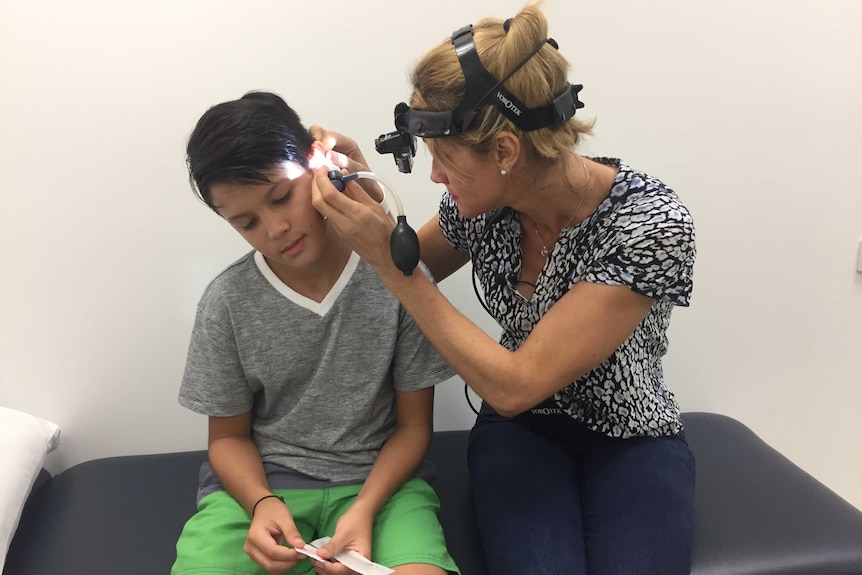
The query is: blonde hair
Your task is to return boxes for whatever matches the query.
[410,2,593,177]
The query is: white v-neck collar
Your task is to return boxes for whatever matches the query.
[253,250,359,317]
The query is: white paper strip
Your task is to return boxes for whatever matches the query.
[310,537,395,575]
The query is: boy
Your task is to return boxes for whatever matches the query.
[173,91,459,575]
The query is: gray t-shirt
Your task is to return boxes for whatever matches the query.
[179,250,454,487]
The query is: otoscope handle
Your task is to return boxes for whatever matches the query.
[328,169,346,192]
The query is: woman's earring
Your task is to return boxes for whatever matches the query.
[500,169,508,176]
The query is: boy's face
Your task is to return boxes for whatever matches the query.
[210,162,331,277]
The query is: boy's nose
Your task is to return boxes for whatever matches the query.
[264,214,289,240]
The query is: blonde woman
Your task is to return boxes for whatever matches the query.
[312,5,697,574]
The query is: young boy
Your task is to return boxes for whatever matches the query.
[173,91,459,575]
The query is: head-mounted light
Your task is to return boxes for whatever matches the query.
[376,23,585,172]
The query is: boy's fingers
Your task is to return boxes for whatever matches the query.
[315,542,337,561]
[282,531,305,551]
[315,531,349,562]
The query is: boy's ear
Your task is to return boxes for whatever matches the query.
[493,131,520,172]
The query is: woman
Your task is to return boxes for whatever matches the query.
[311,4,696,574]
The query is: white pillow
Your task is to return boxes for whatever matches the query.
[0,407,61,572]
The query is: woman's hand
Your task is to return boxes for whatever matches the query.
[244,498,307,574]
[312,167,395,271]
[312,505,374,575]
[309,125,383,203]
[309,125,370,174]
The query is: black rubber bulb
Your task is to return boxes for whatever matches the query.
[329,170,417,275]
[390,216,420,275]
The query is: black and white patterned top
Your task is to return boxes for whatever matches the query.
[438,158,696,438]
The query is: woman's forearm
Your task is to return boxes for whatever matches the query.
[376,260,655,417]
[376,268,528,414]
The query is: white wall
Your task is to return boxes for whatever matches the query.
[1,0,860,509]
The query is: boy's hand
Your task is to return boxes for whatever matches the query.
[244,498,307,574]
[313,506,374,575]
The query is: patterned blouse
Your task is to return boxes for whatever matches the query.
[438,158,696,438]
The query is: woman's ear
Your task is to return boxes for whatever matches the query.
[493,131,521,173]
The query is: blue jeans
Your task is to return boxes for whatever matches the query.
[468,402,695,575]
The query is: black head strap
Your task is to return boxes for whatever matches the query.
[376,22,585,172]
[450,24,583,133]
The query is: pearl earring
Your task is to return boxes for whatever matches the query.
[500,169,508,176]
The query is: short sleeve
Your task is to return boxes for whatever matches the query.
[178,297,254,416]
[584,192,696,306]
[391,263,456,392]
[438,193,472,251]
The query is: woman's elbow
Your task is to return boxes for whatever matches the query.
[482,375,558,418]
[487,393,534,419]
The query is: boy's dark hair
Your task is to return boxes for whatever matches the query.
[186,91,314,211]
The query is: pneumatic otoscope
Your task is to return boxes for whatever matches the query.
[317,149,420,276]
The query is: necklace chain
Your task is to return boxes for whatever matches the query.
[531,158,590,259]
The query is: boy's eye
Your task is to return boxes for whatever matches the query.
[273,192,290,205]
[241,219,257,231]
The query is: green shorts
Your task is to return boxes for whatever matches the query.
[172,478,459,574]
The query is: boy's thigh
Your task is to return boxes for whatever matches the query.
[172,489,321,575]
[321,479,459,573]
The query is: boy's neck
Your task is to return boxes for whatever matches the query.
[267,236,353,304]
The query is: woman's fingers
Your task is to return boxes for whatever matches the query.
[311,168,396,270]
[308,124,371,168]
